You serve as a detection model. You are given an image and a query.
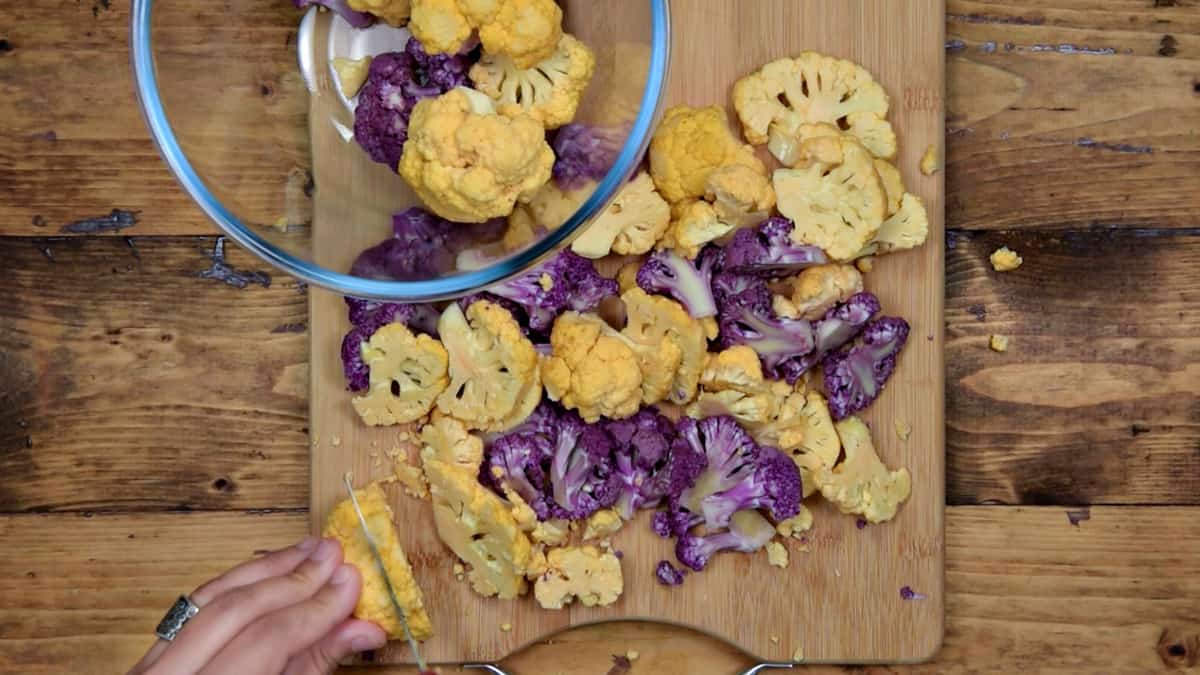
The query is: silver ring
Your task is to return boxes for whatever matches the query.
[155,595,200,641]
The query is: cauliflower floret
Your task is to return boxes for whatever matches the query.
[732,52,896,161]
[920,143,940,175]
[775,263,864,320]
[399,87,554,223]
[435,300,540,431]
[348,0,411,26]
[425,459,533,598]
[748,390,840,497]
[685,346,776,425]
[705,164,776,228]
[533,545,623,609]
[470,33,595,129]
[620,288,707,406]
[506,179,593,249]
[531,518,570,546]
[990,246,1023,272]
[649,105,767,205]
[658,199,735,260]
[570,172,671,258]
[582,508,623,540]
[699,346,767,391]
[543,312,644,422]
[862,192,929,255]
[352,323,449,426]
[775,135,886,261]
[323,483,433,640]
[874,159,904,217]
[332,56,372,99]
[420,415,484,472]
[815,417,911,523]
[686,389,775,426]
[410,0,562,69]
[990,334,1009,352]
[776,506,814,538]
[765,540,789,568]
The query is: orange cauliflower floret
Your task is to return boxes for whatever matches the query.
[659,200,734,261]
[620,288,707,406]
[705,164,776,228]
[435,300,540,431]
[470,33,595,129]
[685,347,776,426]
[571,172,671,259]
[649,105,766,205]
[351,323,449,426]
[410,0,562,69]
[543,312,644,422]
[348,0,411,26]
[733,52,895,161]
[400,87,553,223]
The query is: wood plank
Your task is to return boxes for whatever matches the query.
[308,0,945,664]
[945,228,1200,505]
[945,0,1200,230]
[0,237,309,512]
[2,507,1196,675]
[0,0,310,236]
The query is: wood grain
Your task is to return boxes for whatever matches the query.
[308,0,945,665]
[945,228,1200,505]
[0,237,309,512]
[945,0,1200,230]
[2,507,1196,675]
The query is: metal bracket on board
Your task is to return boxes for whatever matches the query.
[465,662,795,674]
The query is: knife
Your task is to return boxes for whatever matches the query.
[342,475,431,674]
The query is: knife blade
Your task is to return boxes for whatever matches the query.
[342,474,429,673]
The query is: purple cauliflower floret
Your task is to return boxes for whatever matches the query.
[607,408,678,519]
[635,248,719,318]
[671,416,762,531]
[698,445,802,529]
[486,250,617,332]
[655,560,686,586]
[813,292,882,354]
[548,411,620,519]
[723,217,828,277]
[715,278,816,383]
[353,39,471,168]
[340,296,440,391]
[351,207,503,281]
[674,509,777,572]
[651,511,674,538]
[484,432,555,520]
[340,324,375,392]
[551,124,621,190]
[293,0,373,28]
[823,316,911,419]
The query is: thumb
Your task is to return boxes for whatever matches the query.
[281,619,389,675]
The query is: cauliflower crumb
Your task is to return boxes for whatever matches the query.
[855,256,875,273]
[770,635,780,645]
[331,435,342,447]
[990,246,1023,272]
[895,419,912,441]
[531,519,570,546]
[920,143,940,175]
[626,650,640,661]
[583,508,623,540]
[453,562,465,575]
[792,646,804,661]
[766,541,789,568]
[990,334,1010,352]
[500,622,512,632]
[394,464,429,499]
[775,506,814,538]
[538,273,554,292]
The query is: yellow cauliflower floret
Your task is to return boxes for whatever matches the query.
[543,312,643,422]
[531,518,570,546]
[748,390,840,498]
[649,105,767,205]
[425,459,533,598]
[582,508,623,540]
[571,172,671,258]
[435,300,540,431]
[505,179,591,252]
[323,483,433,640]
[686,346,775,425]
[659,199,735,260]
[410,0,561,69]
[352,323,449,426]
[471,33,595,129]
[400,87,554,223]
[700,346,766,391]
[620,288,707,406]
[990,246,1023,272]
[815,417,911,523]
[775,263,864,320]
[348,0,411,26]
[533,545,623,609]
[686,389,775,426]
[863,192,929,256]
[775,135,886,261]
[733,52,895,161]
[420,415,484,473]
[874,159,904,217]
[705,164,776,228]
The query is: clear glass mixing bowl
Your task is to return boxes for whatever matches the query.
[131,0,669,301]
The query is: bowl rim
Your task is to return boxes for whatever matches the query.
[130,0,671,301]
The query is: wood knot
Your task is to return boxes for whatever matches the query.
[212,477,235,493]
[1158,628,1199,668]
[1158,35,1178,57]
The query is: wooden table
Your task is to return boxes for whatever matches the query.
[1,1,1198,673]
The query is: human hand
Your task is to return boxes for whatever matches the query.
[129,537,388,675]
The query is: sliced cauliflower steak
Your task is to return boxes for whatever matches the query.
[470,33,596,129]
[352,323,449,426]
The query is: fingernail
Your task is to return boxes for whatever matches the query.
[311,538,339,561]
[350,633,387,652]
[331,564,355,586]
[295,537,317,552]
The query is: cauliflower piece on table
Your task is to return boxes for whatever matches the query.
[323,483,434,640]
[659,200,734,261]
[775,505,814,538]
[989,334,1009,352]
[543,312,644,422]
[705,164,776,228]
[400,87,554,223]
[765,540,789,568]
[425,459,533,599]
[470,33,595,129]
[533,545,623,609]
[815,417,911,523]
[435,300,540,431]
[775,135,886,261]
[410,0,562,69]
[348,0,411,26]
[990,246,1023,272]
[351,323,449,427]
[332,56,372,99]
[620,288,708,406]
[570,172,671,259]
[733,52,895,161]
[649,105,766,205]
[420,415,484,473]
[920,143,940,175]
[775,263,864,320]
[582,508,623,540]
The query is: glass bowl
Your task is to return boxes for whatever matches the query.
[131,0,670,301]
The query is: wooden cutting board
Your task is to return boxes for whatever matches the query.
[308,0,944,664]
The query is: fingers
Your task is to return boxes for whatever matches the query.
[197,563,366,675]
[129,537,318,675]
[280,619,388,675]
[146,538,343,675]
